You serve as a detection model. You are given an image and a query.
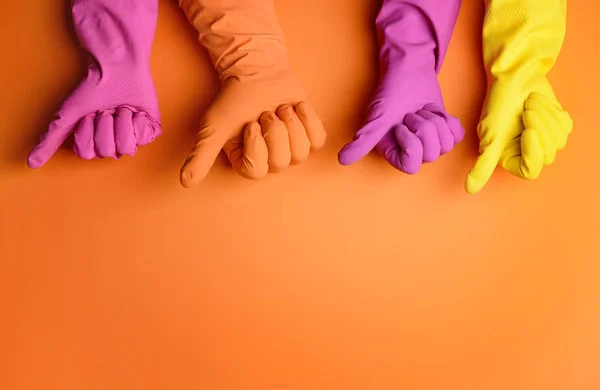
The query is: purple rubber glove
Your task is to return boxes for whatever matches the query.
[28,0,161,168]
[339,0,464,174]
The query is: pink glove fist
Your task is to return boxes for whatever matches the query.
[339,0,464,174]
[28,0,161,168]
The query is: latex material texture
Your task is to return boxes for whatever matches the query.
[338,0,465,174]
[178,0,327,188]
[465,0,573,194]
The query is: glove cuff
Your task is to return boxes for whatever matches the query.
[179,0,291,82]
[377,0,462,74]
[483,0,567,80]
[71,0,158,67]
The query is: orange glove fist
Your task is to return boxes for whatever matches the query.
[179,0,326,188]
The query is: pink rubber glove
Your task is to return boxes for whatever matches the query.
[28,0,161,168]
[339,0,464,174]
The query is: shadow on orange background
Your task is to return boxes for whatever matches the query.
[0,1,598,389]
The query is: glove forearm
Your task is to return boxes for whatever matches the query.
[71,0,158,66]
[483,0,567,80]
[178,0,289,81]
[377,0,462,74]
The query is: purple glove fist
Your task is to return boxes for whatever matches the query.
[28,0,161,168]
[339,0,464,174]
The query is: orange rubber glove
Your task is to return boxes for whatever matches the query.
[178,0,327,187]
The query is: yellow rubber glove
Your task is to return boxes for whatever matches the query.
[178,0,326,188]
[465,0,573,194]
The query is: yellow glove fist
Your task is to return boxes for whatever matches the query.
[466,0,573,194]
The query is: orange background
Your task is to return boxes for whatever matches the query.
[1,1,598,389]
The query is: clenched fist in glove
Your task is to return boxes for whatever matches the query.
[465,0,573,194]
[338,0,465,174]
[178,0,327,188]
[28,0,162,168]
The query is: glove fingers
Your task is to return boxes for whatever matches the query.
[423,103,465,144]
[180,125,228,188]
[383,124,423,175]
[260,112,291,173]
[416,109,454,155]
[28,111,82,168]
[278,105,311,164]
[295,102,326,152]
[525,92,572,150]
[115,108,138,157]
[73,113,97,160]
[242,122,269,179]
[94,111,117,159]
[376,132,401,171]
[465,133,505,194]
[522,110,557,165]
[404,113,440,163]
[526,91,565,114]
[224,122,270,180]
[338,99,392,166]
[133,112,156,146]
[501,129,544,180]
[149,120,163,141]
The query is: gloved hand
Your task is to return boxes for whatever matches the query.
[339,0,464,174]
[178,0,327,188]
[465,0,573,194]
[28,0,161,169]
